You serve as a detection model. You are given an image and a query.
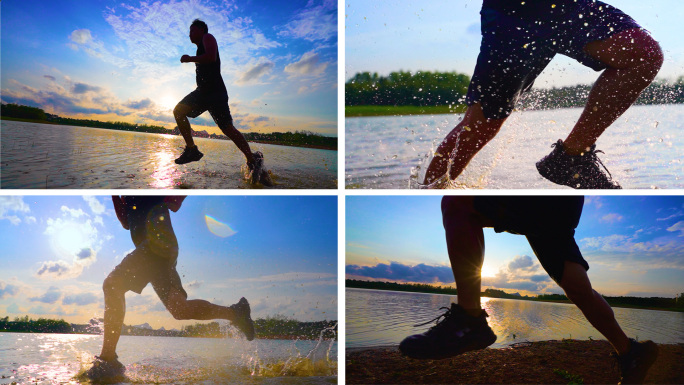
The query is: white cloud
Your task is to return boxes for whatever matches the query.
[68,28,131,68]
[236,61,275,85]
[666,221,684,236]
[61,206,86,218]
[600,213,624,224]
[284,51,328,77]
[69,29,93,45]
[277,0,337,42]
[0,196,31,225]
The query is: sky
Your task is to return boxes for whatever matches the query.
[1,0,337,136]
[0,195,337,329]
[345,0,684,87]
[346,195,684,298]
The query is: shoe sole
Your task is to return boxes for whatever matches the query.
[175,152,204,165]
[400,330,497,360]
[619,341,659,385]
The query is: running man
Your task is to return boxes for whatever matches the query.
[399,196,658,384]
[422,1,663,189]
[174,19,271,186]
[87,196,255,380]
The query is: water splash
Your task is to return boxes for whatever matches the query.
[409,129,463,189]
[248,324,338,378]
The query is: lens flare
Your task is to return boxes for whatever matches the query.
[205,215,236,238]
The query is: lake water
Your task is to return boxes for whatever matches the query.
[0,121,337,189]
[345,104,684,189]
[346,288,684,349]
[0,331,337,384]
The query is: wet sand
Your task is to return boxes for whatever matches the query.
[346,340,684,384]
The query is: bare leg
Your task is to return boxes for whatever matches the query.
[99,275,126,361]
[217,120,255,164]
[173,103,196,147]
[441,196,494,313]
[424,103,507,184]
[563,28,663,155]
[559,261,631,355]
[164,289,240,321]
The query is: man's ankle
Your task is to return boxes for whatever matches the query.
[463,308,485,317]
[98,352,117,361]
[562,141,591,156]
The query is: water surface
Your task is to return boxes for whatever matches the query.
[346,288,684,349]
[0,332,337,384]
[345,104,684,189]
[1,121,337,189]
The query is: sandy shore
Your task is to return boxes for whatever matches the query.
[346,340,684,384]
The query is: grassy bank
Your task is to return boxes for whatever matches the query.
[345,104,467,117]
[347,340,683,384]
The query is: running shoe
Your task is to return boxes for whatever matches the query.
[232,297,255,341]
[86,354,126,381]
[174,145,204,164]
[399,303,497,359]
[536,139,621,189]
[249,151,273,186]
[611,339,659,384]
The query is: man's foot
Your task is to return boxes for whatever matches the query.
[86,355,125,380]
[175,145,204,164]
[612,339,659,384]
[399,303,497,360]
[248,151,273,186]
[536,139,621,189]
[231,297,255,341]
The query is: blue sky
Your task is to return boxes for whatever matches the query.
[345,0,684,86]
[346,196,684,298]
[0,195,337,329]
[1,0,337,136]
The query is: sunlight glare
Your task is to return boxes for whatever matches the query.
[158,95,178,111]
[53,223,87,257]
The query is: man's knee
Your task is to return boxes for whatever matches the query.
[629,30,664,74]
[598,29,664,73]
[173,103,191,119]
[102,274,124,296]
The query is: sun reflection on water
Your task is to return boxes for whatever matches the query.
[150,145,179,189]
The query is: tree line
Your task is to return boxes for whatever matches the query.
[347,280,684,311]
[345,71,684,108]
[1,315,338,340]
[1,102,336,150]
[346,71,470,107]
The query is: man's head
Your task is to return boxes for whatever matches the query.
[189,19,208,44]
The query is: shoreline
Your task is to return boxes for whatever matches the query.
[1,116,337,151]
[346,340,684,384]
[346,287,684,313]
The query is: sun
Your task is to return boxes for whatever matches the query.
[481,264,498,278]
[157,95,178,111]
[52,223,87,257]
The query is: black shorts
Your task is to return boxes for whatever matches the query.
[466,0,643,119]
[179,88,233,127]
[473,196,588,284]
[108,244,187,304]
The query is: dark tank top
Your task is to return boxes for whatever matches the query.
[196,38,228,94]
[123,196,177,253]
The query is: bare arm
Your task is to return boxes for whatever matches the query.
[181,34,218,64]
[111,196,129,230]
